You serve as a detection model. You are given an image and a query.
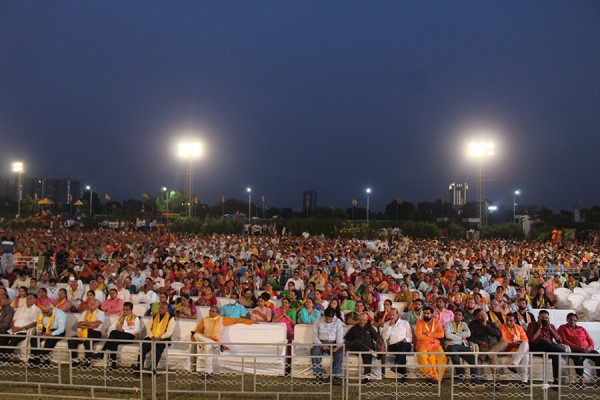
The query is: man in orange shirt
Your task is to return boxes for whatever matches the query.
[500,313,530,384]
[415,306,446,383]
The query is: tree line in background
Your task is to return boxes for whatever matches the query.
[1,190,599,241]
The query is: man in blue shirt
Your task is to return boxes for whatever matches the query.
[29,304,67,367]
[220,293,247,319]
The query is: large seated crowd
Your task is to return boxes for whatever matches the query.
[0,228,600,388]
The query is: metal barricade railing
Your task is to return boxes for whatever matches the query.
[0,334,146,399]
[163,341,343,400]
[346,350,568,400]
[3,333,600,400]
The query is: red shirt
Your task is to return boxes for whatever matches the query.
[557,324,595,349]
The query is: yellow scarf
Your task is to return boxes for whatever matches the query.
[151,313,170,338]
[117,313,136,329]
[77,309,99,338]
[452,322,462,334]
[38,308,55,333]
[208,315,221,339]
[489,311,504,325]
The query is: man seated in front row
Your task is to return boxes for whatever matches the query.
[345,313,384,384]
[381,308,412,382]
[192,305,253,376]
[68,298,104,368]
[558,312,599,384]
[0,293,40,362]
[92,301,140,369]
[131,302,175,371]
[29,304,67,367]
[444,309,480,386]
[311,308,344,385]
[499,313,530,384]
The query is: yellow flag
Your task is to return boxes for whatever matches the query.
[194,196,199,205]
[261,194,265,204]
[142,193,150,200]
[352,199,358,206]
[105,194,111,201]
[221,195,225,204]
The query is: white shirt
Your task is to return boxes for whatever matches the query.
[77,309,105,332]
[312,317,345,344]
[10,304,41,333]
[46,285,60,301]
[381,318,413,345]
[285,278,305,291]
[117,288,131,303]
[93,289,106,304]
[108,315,141,336]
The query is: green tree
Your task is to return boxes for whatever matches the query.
[155,190,187,215]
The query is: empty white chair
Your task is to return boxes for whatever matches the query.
[582,299,600,321]
[554,288,571,298]
[592,293,600,301]
[574,287,590,298]
[171,282,184,294]
[588,281,600,288]
[567,292,586,312]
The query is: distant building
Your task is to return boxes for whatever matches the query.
[2,175,82,205]
[303,190,317,213]
[449,182,468,207]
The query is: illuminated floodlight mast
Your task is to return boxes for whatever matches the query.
[366,188,371,224]
[513,189,521,223]
[467,141,495,224]
[12,162,24,217]
[178,142,203,217]
[246,187,252,221]
[85,185,92,216]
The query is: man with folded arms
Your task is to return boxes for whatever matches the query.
[68,298,104,368]
[345,313,384,384]
[500,313,530,384]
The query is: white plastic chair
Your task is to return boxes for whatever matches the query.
[582,299,600,321]
[574,287,590,298]
[567,292,586,312]
[592,294,600,301]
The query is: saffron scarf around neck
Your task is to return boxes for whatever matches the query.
[38,308,55,333]
[77,309,99,338]
[151,313,171,338]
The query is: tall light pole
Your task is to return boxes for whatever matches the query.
[366,188,371,224]
[85,185,92,216]
[467,141,495,225]
[162,187,169,212]
[247,187,252,221]
[12,162,24,217]
[178,142,202,217]
[513,189,520,223]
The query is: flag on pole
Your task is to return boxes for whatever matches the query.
[194,196,199,205]
[105,194,111,201]
[142,193,150,200]
[396,198,401,204]
[69,193,73,202]
[34,193,38,200]
[221,195,225,204]
[579,199,585,208]
[352,199,358,206]
[261,194,265,204]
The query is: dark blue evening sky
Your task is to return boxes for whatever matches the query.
[1,1,599,212]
